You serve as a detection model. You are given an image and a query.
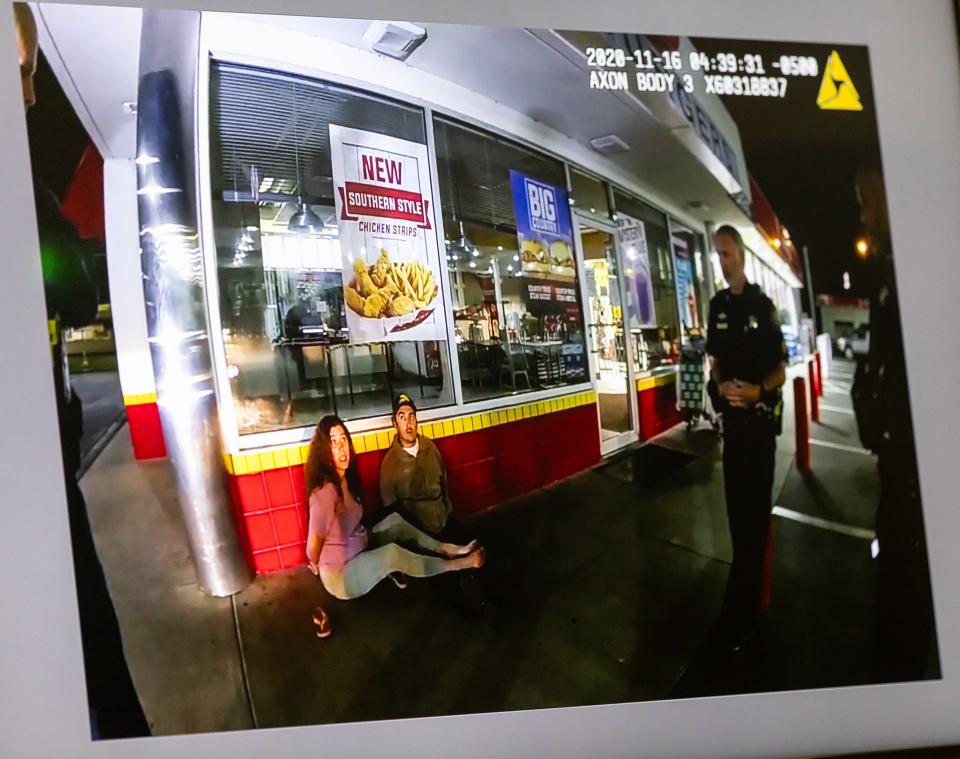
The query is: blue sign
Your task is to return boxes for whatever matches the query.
[510,170,575,275]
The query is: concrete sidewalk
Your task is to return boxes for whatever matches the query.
[79,358,888,736]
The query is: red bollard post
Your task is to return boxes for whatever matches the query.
[814,351,824,398]
[807,359,820,423]
[794,376,810,471]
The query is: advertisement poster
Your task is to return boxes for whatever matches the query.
[510,170,576,280]
[330,124,443,342]
[672,235,700,330]
[618,213,657,328]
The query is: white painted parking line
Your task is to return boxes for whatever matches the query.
[809,439,874,456]
[773,505,875,541]
[819,404,855,415]
[824,382,852,393]
[824,390,852,399]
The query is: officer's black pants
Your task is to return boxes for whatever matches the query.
[719,420,777,630]
[873,451,938,682]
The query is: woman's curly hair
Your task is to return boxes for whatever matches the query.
[303,415,363,513]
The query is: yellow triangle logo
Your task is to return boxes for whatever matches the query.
[817,50,863,111]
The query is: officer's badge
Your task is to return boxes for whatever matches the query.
[748,315,759,329]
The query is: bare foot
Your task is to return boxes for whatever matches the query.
[449,547,485,572]
[439,539,478,559]
[466,546,485,570]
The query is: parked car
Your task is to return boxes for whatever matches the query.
[836,324,870,359]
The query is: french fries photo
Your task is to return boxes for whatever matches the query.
[345,249,438,320]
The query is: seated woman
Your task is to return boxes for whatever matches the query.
[305,415,484,620]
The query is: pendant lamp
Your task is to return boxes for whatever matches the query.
[288,83,323,234]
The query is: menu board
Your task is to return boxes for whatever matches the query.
[330,124,443,343]
[510,170,576,280]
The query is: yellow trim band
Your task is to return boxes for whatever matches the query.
[225,390,597,476]
[636,370,677,393]
[123,392,159,406]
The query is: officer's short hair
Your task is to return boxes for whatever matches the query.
[714,225,745,258]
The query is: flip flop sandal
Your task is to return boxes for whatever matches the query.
[312,606,332,638]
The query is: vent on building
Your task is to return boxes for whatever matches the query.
[589,134,630,155]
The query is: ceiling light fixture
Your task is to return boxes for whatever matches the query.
[288,84,323,234]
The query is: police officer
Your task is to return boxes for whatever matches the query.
[15,3,149,737]
[853,161,937,682]
[706,224,788,653]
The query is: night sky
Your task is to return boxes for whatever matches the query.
[690,36,882,302]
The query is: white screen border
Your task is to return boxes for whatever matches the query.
[1,0,957,756]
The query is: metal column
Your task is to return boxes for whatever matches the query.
[136,9,251,596]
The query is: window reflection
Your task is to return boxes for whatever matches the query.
[210,63,452,435]
[435,118,588,401]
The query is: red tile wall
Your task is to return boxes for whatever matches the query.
[228,404,603,574]
[126,402,167,460]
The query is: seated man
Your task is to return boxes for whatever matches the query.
[379,393,485,612]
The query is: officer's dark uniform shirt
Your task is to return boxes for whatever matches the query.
[706,282,788,430]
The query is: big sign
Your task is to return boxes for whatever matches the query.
[510,170,575,280]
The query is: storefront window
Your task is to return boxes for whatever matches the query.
[569,168,611,218]
[209,63,453,435]
[433,117,589,401]
[612,191,680,373]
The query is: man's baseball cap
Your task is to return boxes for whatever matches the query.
[392,392,417,417]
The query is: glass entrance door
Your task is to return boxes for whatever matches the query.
[578,219,637,454]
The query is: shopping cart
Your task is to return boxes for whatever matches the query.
[677,331,719,433]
